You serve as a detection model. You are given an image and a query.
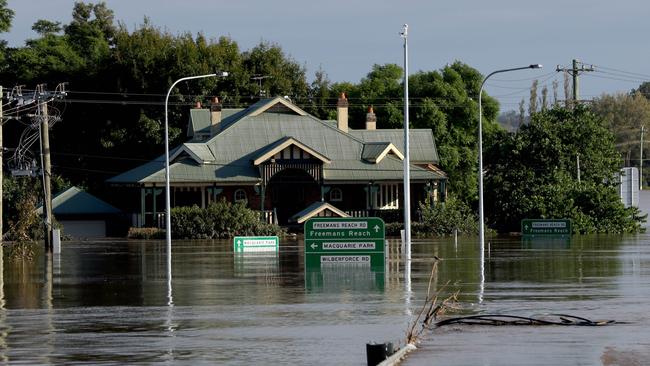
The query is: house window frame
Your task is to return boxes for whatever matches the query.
[234,189,247,203]
[369,183,399,209]
[330,187,343,202]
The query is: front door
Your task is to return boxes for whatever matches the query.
[268,169,319,224]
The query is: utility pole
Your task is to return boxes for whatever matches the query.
[38,88,53,250]
[577,154,581,183]
[641,125,645,190]
[556,59,594,105]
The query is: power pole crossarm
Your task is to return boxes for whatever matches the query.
[556,59,594,104]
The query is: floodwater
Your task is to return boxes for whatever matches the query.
[1,233,649,364]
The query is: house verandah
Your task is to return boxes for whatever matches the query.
[132,179,446,228]
[108,95,447,227]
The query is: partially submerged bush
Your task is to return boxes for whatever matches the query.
[128,227,165,239]
[171,199,283,239]
[417,196,479,236]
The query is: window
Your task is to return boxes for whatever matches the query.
[369,184,399,209]
[379,184,399,209]
[234,189,247,203]
[330,188,343,202]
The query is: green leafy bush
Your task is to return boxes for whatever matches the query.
[127,227,165,239]
[170,199,283,239]
[418,196,479,236]
[384,196,479,237]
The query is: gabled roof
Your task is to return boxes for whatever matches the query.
[253,136,331,165]
[108,97,445,185]
[362,142,404,163]
[351,129,439,163]
[37,186,121,215]
[289,201,349,224]
[171,143,216,163]
[248,97,307,117]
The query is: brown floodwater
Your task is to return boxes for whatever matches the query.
[0,233,649,365]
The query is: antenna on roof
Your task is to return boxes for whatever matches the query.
[251,75,271,98]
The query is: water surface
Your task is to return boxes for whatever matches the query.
[1,233,649,365]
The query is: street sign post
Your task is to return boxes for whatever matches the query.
[521,219,572,236]
[304,217,385,270]
[233,236,279,253]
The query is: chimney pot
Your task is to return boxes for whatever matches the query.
[366,106,377,130]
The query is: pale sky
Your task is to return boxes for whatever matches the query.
[4,0,650,111]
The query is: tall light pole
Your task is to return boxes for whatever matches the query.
[400,24,412,263]
[478,65,542,254]
[164,72,228,277]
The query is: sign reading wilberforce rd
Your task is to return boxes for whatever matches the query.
[521,219,572,236]
[304,217,385,269]
[233,236,279,252]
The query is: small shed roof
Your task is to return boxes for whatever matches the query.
[37,186,121,215]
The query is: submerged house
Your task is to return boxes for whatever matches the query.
[107,94,446,226]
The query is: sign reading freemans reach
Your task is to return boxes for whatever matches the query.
[304,217,385,269]
[521,219,572,235]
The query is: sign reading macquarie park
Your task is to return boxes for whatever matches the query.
[304,217,385,269]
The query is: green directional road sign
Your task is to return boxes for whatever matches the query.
[521,219,572,236]
[304,217,385,270]
[233,236,279,253]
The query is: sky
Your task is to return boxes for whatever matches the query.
[4,0,650,112]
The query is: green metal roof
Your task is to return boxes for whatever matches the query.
[37,186,121,215]
[362,142,392,162]
[188,109,211,137]
[109,97,445,185]
[351,129,439,163]
[183,143,216,162]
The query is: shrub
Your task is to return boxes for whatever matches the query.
[128,227,165,239]
[170,199,283,239]
[417,196,479,236]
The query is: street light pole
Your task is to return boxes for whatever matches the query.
[400,24,411,262]
[164,72,228,271]
[478,64,542,255]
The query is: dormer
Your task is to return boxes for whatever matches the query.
[361,142,404,163]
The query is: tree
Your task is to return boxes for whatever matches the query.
[590,92,650,167]
[32,20,62,35]
[0,0,13,33]
[485,106,644,233]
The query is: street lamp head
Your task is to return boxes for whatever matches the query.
[529,64,543,69]
[217,71,229,77]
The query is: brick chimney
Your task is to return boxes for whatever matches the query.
[210,97,222,135]
[365,106,377,130]
[337,93,349,133]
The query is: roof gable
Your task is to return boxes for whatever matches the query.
[170,143,216,164]
[248,97,308,117]
[362,142,404,163]
[289,202,349,223]
[253,136,331,165]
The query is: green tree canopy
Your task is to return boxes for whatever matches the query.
[485,106,643,233]
[0,0,13,33]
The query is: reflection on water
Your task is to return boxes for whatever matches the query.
[0,234,647,364]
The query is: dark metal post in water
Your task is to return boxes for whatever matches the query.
[366,342,393,366]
